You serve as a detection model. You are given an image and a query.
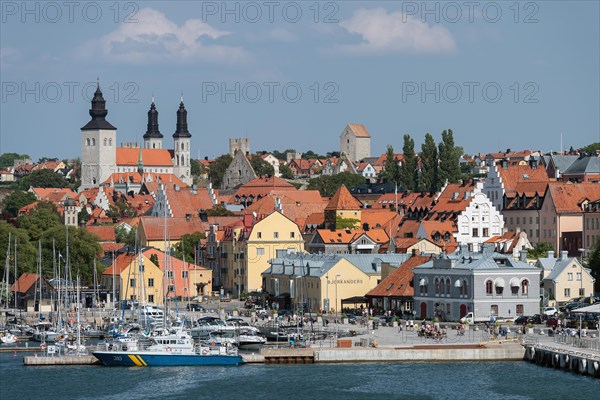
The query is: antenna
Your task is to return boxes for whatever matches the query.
[560,132,563,154]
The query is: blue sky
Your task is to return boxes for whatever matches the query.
[1,1,599,161]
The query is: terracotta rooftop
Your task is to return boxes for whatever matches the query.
[498,162,549,192]
[116,148,173,167]
[160,185,214,218]
[366,255,432,297]
[547,182,600,214]
[10,273,45,293]
[347,123,371,138]
[325,185,362,210]
[140,216,208,241]
[373,152,404,167]
[85,225,117,242]
[242,190,326,225]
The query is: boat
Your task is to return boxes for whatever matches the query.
[31,321,59,343]
[190,316,236,338]
[92,326,243,366]
[0,331,17,344]
[237,329,267,350]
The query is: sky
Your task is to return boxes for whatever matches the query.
[1,1,599,161]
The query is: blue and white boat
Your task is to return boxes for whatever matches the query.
[92,326,243,366]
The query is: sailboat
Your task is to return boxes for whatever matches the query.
[31,241,59,343]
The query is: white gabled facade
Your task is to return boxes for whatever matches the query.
[455,188,504,252]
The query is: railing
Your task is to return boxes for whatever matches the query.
[554,334,600,352]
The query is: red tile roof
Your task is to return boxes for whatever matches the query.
[242,190,326,227]
[373,153,404,167]
[140,217,208,241]
[325,185,362,210]
[366,256,432,297]
[547,182,600,214]
[498,162,549,192]
[347,123,371,138]
[232,176,296,204]
[30,188,78,203]
[116,148,173,167]
[10,273,42,293]
[85,225,117,242]
[160,185,214,218]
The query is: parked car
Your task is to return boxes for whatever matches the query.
[528,314,544,324]
[543,307,558,317]
[514,316,530,325]
[186,303,206,312]
[546,317,560,328]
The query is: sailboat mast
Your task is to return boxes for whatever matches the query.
[3,232,10,310]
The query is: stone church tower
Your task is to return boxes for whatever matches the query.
[172,99,192,185]
[340,124,371,162]
[81,84,116,190]
[143,100,163,149]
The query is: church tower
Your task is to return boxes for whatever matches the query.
[172,98,192,185]
[143,100,163,149]
[81,83,116,190]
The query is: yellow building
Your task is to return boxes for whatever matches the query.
[101,248,211,305]
[538,251,595,305]
[324,185,362,229]
[221,212,304,295]
[262,253,411,313]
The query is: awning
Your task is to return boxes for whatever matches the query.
[454,279,462,288]
[419,278,426,286]
[494,278,505,288]
[509,278,520,288]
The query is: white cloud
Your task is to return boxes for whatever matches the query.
[338,8,457,55]
[77,8,247,64]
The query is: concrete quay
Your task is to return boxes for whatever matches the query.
[23,355,99,366]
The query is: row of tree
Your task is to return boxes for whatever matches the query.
[381,129,462,193]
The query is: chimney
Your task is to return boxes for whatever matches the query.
[174,184,180,192]
[204,156,208,161]
[560,250,568,261]
[529,158,538,170]
[199,210,208,222]
[546,250,555,259]
[501,159,508,170]
[519,250,527,262]
[185,213,191,222]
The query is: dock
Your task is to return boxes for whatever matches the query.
[23,355,99,366]
[523,337,600,378]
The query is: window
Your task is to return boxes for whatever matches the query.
[564,288,570,297]
[446,278,451,296]
[86,138,90,146]
[462,279,468,297]
[182,270,188,279]
[276,249,287,258]
[576,272,581,281]
[273,232,279,239]
[529,217,533,225]
[491,304,498,316]
[482,228,489,237]
[516,304,524,316]
[148,278,154,287]
[579,288,585,296]
[485,280,493,295]
[472,228,479,237]
[148,295,154,303]
[495,283,503,295]
[435,278,440,295]
[521,279,529,295]
[257,232,262,239]
[130,279,136,288]
[257,248,265,255]
[167,271,174,279]
[290,232,295,238]
[168,285,174,293]
[567,273,573,281]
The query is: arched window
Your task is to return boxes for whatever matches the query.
[153,143,156,149]
[521,279,529,295]
[462,279,468,296]
[92,138,96,146]
[181,142,184,151]
[103,138,107,146]
[434,278,440,295]
[86,138,90,146]
[485,279,493,295]
[109,138,112,146]
[446,278,451,295]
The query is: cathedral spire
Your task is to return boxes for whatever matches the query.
[81,80,116,130]
[173,100,191,138]
[143,100,163,139]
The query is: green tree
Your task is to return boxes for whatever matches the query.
[419,133,439,193]
[1,190,36,217]
[208,154,233,188]
[381,145,400,185]
[335,216,360,229]
[17,202,61,241]
[438,129,461,185]
[78,208,91,225]
[0,221,37,275]
[588,239,600,292]
[191,159,207,177]
[279,164,295,179]
[205,205,235,216]
[250,155,275,177]
[0,153,29,169]
[302,150,323,160]
[40,225,102,282]
[172,231,206,263]
[272,149,295,161]
[107,198,137,219]
[527,242,554,259]
[115,226,137,247]
[582,142,600,155]
[149,253,160,268]
[399,136,418,191]
[18,169,67,190]
[307,172,364,197]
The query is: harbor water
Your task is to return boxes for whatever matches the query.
[1,352,598,400]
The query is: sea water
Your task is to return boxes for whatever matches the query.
[1,352,598,400]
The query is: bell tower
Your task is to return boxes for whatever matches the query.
[143,99,163,149]
[172,98,192,185]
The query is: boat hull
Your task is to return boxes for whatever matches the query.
[92,351,243,366]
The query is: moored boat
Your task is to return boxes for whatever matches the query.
[92,326,243,366]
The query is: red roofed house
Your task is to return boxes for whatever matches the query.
[366,255,432,315]
[541,182,600,256]
[307,228,389,254]
[148,183,215,218]
[230,176,296,208]
[10,273,55,311]
[138,216,208,251]
[324,185,363,229]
